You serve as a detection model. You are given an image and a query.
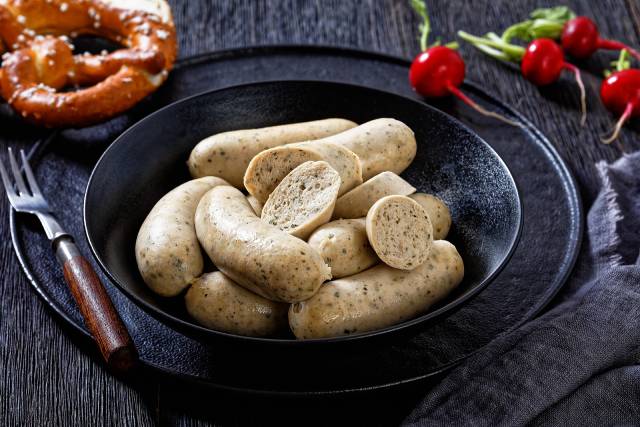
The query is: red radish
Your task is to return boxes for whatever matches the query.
[600,69,640,144]
[410,46,464,98]
[562,17,640,61]
[408,0,518,126]
[521,39,587,124]
[501,7,640,62]
[458,33,587,125]
[521,39,566,85]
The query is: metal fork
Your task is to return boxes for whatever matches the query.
[0,147,137,373]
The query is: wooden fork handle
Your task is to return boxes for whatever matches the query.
[55,237,138,374]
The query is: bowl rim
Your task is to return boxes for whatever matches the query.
[84,79,524,346]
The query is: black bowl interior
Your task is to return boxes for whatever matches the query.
[85,80,522,345]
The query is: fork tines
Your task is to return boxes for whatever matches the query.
[0,147,44,207]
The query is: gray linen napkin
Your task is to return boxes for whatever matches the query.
[404,152,640,426]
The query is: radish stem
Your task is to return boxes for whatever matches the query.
[446,83,521,127]
[601,102,633,144]
[605,49,631,78]
[563,63,587,126]
[502,19,566,43]
[473,43,511,61]
[458,31,526,61]
[597,39,640,62]
[410,0,431,51]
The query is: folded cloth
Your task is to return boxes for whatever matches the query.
[404,152,640,426]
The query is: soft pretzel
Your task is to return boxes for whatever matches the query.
[0,0,177,127]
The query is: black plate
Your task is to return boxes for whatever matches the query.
[8,46,582,394]
[84,80,523,345]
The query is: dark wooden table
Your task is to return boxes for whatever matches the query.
[2,1,639,425]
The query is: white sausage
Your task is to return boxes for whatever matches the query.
[410,193,451,240]
[195,185,331,303]
[135,176,229,297]
[185,272,288,337]
[289,240,464,339]
[188,118,357,188]
[312,118,417,180]
[332,171,415,219]
[307,218,379,279]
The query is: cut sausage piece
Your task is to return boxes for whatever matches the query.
[185,272,288,337]
[289,240,464,339]
[366,195,433,270]
[135,176,229,297]
[246,194,263,216]
[195,185,331,303]
[188,118,357,188]
[243,141,362,203]
[332,171,416,219]
[410,193,452,240]
[307,218,379,279]
[261,161,340,239]
[314,118,417,180]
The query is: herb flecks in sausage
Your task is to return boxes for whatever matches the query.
[410,193,452,240]
[289,240,463,339]
[333,171,416,219]
[185,272,288,337]
[135,176,229,297]
[308,218,379,279]
[188,118,357,188]
[261,161,340,239]
[195,185,331,303]
[244,141,362,203]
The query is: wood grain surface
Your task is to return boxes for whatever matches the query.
[1,1,638,425]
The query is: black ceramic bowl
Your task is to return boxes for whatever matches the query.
[85,80,522,346]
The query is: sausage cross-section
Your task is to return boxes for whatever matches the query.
[244,140,362,203]
[261,161,340,239]
[366,195,433,270]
